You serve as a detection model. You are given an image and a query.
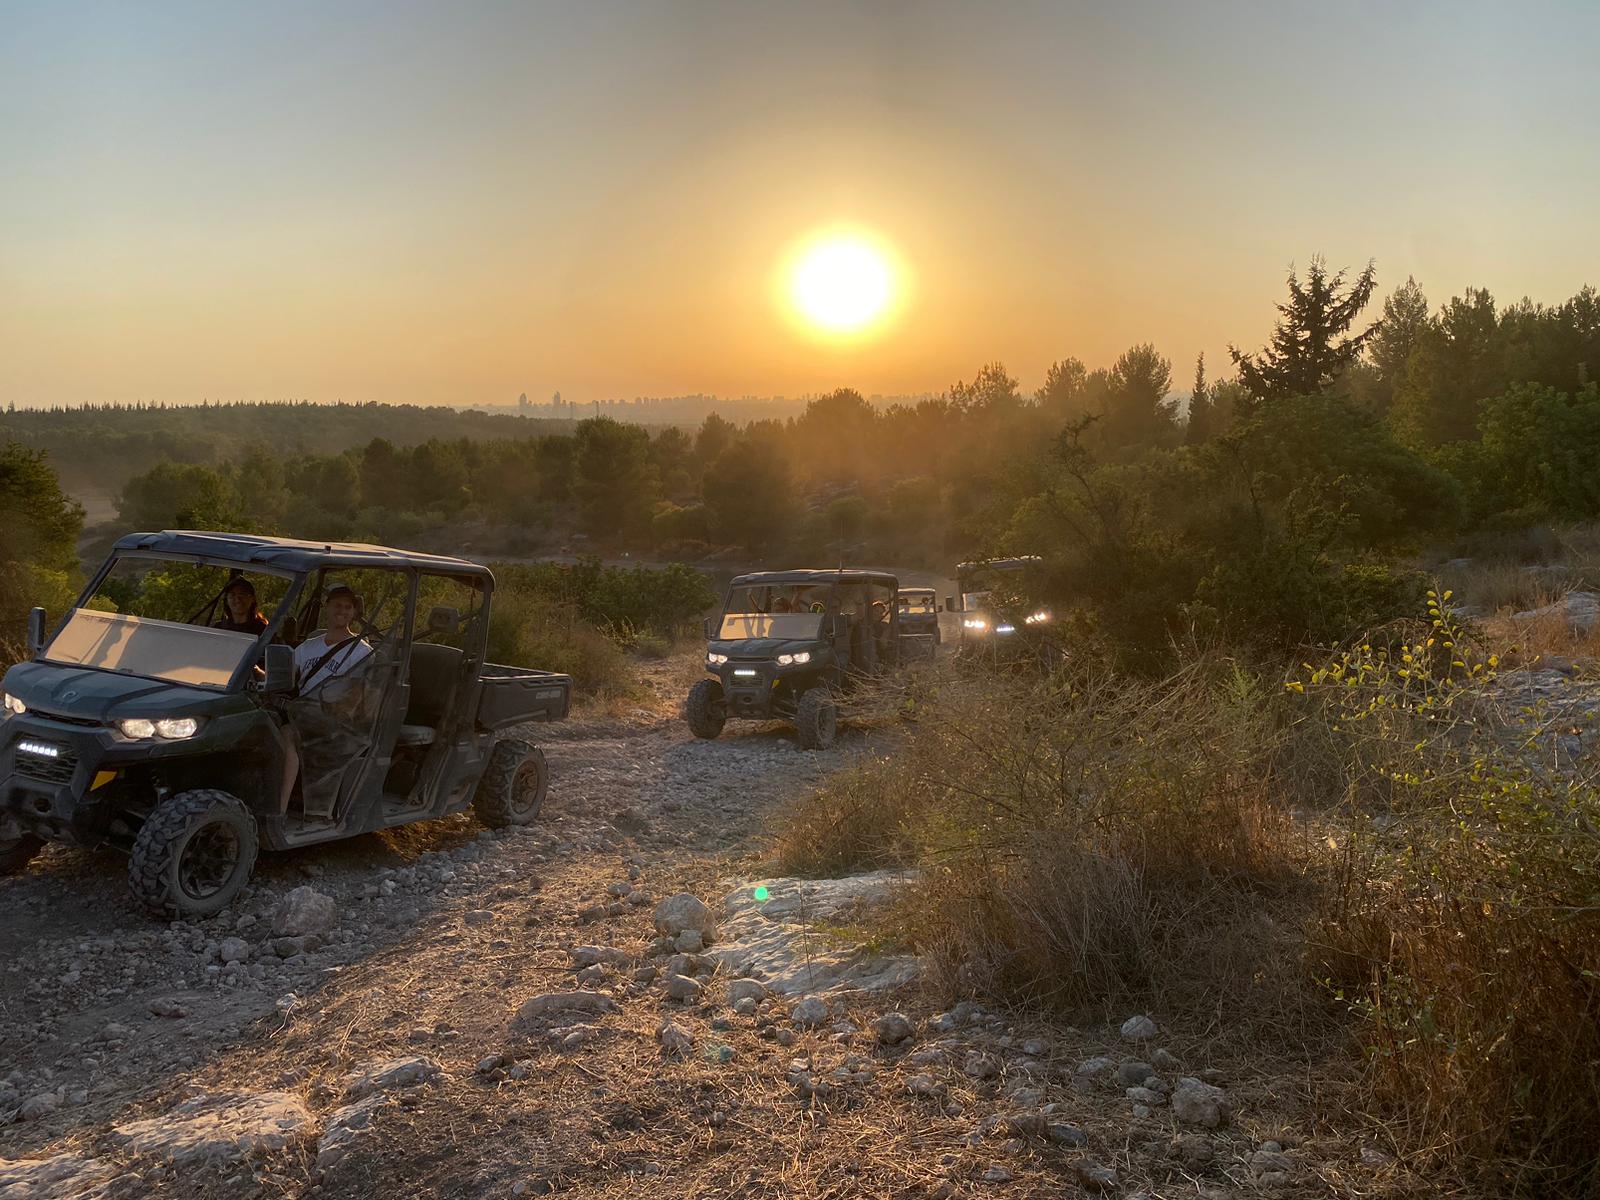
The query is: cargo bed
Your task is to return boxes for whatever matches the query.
[476,664,572,730]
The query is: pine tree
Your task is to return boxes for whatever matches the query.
[1185,353,1212,444]
[1230,257,1380,410]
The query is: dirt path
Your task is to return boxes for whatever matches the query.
[0,665,1401,1199]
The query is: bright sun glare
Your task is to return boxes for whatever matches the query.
[788,233,895,335]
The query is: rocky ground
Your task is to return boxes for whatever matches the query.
[1,664,1414,1199]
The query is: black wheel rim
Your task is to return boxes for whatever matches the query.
[178,822,240,901]
[512,758,545,814]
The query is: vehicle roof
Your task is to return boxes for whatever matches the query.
[730,568,899,588]
[112,530,493,577]
[957,555,1044,572]
[898,586,936,594]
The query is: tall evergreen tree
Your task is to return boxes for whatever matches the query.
[1185,353,1213,444]
[1100,344,1176,450]
[1370,277,1431,386]
[1230,257,1380,410]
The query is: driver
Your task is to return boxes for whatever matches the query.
[214,577,269,636]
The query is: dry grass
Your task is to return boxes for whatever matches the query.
[1291,606,1600,1196]
[774,659,1327,1036]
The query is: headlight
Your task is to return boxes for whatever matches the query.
[707,652,729,666]
[1,693,24,715]
[776,651,812,666]
[792,651,811,665]
[963,617,988,631]
[777,653,793,665]
[118,717,201,740]
[996,623,1017,634]
[1024,610,1051,625]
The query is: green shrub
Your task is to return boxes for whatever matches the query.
[1295,594,1600,1194]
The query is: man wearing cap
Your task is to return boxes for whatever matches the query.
[293,584,372,695]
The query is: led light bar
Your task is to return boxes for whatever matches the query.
[17,739,61,759]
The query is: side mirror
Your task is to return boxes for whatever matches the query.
[832,614,849,639]
[702,616,715,640]
[944,596,958,613]
[26,608,46,656]
[264,643,295,695]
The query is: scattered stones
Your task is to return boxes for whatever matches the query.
[963,1051,1001,1080]
[981,1165,1012,1183]
[665,974,704,1003]
[112,1092,311,1164]
[658,1020,694,1058]
[727,978,767,1005]
[342,1056,441,1099]
[1152,1047,1182,1072]
[1126,1086,1166,1106]
[512,991,621,1033]
[463,909,495,927]
[218,937,250,965]
[18,1092,62,1121]
[571,946,631,968]
[906,1074,943,1097]
[272,885,337,938]
[1172,1077,1231,1128]
[1046,1122,1088,1147]
[1251,1149,1294,1178]
[148,997,187,1019]
[732,997,759,1017]
[1121,1014,1159,1041]
[1117,1059,1154,1086]
[316,1095,386,1173]
[674,929,704,954]
[791,995,830,1028]
[1076,1162,1118,1192]
[653,893,716,943]
[873,1011,915,1045]
[1020,1037,1049,1057]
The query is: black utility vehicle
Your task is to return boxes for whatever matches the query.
[686,569,903,750]
[896,587,942,658]
[948,556,1052,652]
[0,531,569,916]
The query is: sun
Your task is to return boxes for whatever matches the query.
[786,231,897,337]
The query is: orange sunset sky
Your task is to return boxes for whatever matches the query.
[3,1,1598,408]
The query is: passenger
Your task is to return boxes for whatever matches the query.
[213,577,269,636]
[771,596,794,613]
[294,585,372,695]
[278,584,374,816]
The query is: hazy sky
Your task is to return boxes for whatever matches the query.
[4,1,1598,408]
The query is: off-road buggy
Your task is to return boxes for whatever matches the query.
[685,569,905,750]
[895,587,942,659]
[0,531,570,917]
[947,556,1057,662]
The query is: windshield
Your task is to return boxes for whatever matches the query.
[718,612,824,640]
[898,593,936,613]
[85,556,293,628]
[43,610,256,687]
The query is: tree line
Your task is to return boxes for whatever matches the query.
[9,258,1600,667]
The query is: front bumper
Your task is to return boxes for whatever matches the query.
[1,715,133,845]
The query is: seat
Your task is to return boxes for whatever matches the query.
[403,643,464,741]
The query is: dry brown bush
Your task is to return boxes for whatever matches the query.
[774,659,1322,1027]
